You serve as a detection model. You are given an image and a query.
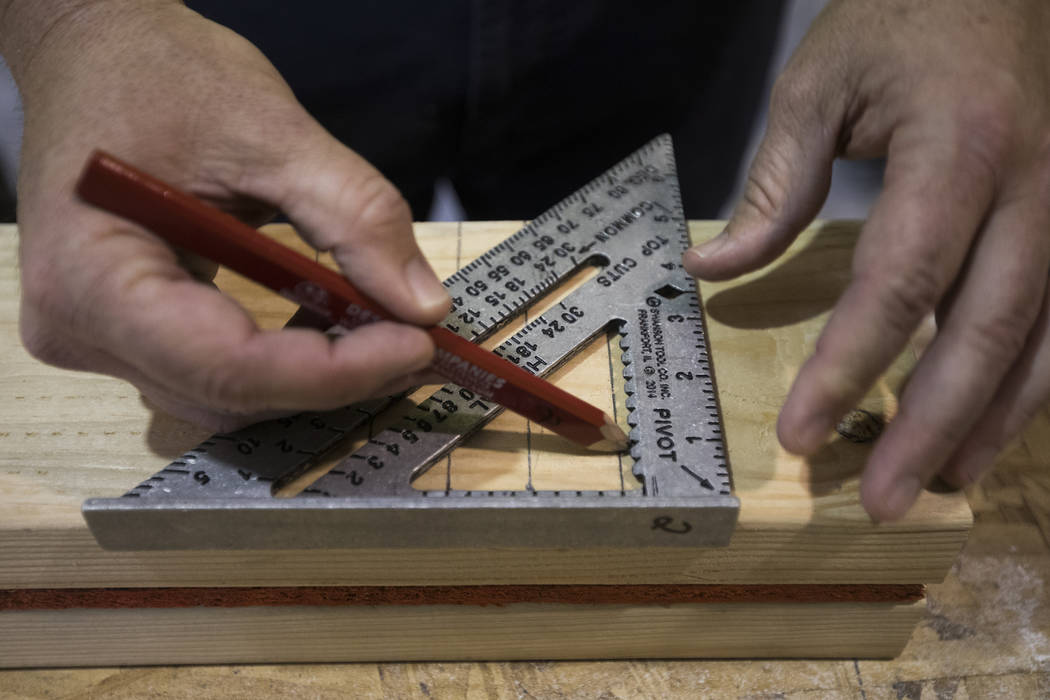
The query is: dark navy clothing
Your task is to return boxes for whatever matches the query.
[188,1,784,219]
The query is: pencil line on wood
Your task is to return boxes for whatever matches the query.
[606,325,625,492]
[446,220,463,492]
[520,220,535,493]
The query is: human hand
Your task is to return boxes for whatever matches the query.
[4,0,450,430]
[684,0,1050,520]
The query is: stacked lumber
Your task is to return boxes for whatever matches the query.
[0,222,971,666]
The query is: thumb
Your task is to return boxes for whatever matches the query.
[684,76,838,282]
[266,132,450,326]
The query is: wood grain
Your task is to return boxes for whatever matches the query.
[0,222,1047,685]
[0,601,925,667]
[0,221,971,589]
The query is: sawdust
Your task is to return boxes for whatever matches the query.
[957,555,1050,671]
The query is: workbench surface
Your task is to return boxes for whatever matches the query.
[1,221,1047,696]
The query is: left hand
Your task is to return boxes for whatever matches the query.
[684,0,1050,521]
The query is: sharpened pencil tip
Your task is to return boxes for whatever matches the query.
[587,415,629,452]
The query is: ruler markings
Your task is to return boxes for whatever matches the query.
[83,135,738,550]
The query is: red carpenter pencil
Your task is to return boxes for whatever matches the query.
[75,150,628,452]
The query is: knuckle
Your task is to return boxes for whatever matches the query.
[919,410,970,453]
[957,303,1036,367]
[807,359,867,412]
[866,264,944,333]
[196,357,257,415]
[949,81,1023,171]
[19,255,66,323]
[18,264,81,366]
[769,62,841,134]
[19,313,65,366]
[958,99,1014,146]
[742,156,792,222]
[770,69,819,119]
[18,295,98,372]
[347,173,411,239]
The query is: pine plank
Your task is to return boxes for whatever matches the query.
[0,221,972,588]
[0,600,925,667]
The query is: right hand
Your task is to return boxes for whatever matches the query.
[685,0,1050,521]
[4,0,451,430]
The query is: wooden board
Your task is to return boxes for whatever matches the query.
[1,221,1048,678]
[0,600,925,667]
[5,488,1047,689]
[0,221,971,589]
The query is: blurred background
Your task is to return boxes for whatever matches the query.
[0,0,882,226]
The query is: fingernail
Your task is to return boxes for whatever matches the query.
[405,257,449,313]
[690,229,729,259]
[882,476,921,521]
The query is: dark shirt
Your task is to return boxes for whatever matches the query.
[188,1,784,219]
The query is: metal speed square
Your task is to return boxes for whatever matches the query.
[82,135,739,550]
